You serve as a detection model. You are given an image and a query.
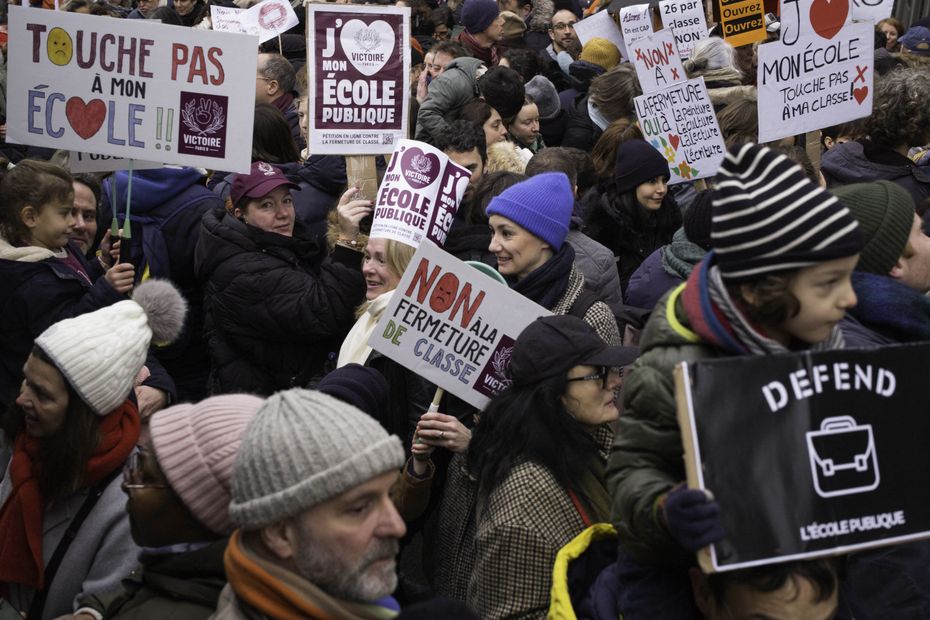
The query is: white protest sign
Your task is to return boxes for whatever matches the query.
[852,0,893,24]
[628,29,686,94]
[757,20,873,143]
[307,4,410,155]
[212,1,298,43]
[370,240,551,410]
[619,4,654,45]
[659,0,708,58]
[634,77,727,184]
[779,0,851,46]
[210,6,260,37]
[370,139,470,248]
[68,151,161,173]
[7,6,257,173]
[573,10,628,60]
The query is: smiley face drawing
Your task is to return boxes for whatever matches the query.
[47,27,73,66]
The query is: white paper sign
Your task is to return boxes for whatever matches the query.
[573,10,628,60]
[307,5,410,155]
[659,0,709,58]
[7,7,257,173]
[757,20,874,143]
[634,77,727,184]
[369,240,551,410]
[779,0,852,47]
[370,139,470,248]
[68,151,161,173]
[852,0,893,24]
[212,0,299,44]
[628,29,686,94]
[619,4,654,45]
[210,6,259,37]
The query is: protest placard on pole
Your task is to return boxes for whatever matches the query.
[618,4,654,44]
[717,0,766,47]
[851,0,893,24]
[7,6,257,173]
[306,4,410,155]
[210,5,259,36]
[573,9,628,60]
[370,241,550,410]
[369,139,470,248]
[628,29,686,94]
[658,0,709,58]
[212,0,299,44]
[675,344,930,573]
[68,151,160,173]
[779,0,851,46]
[756,20,873,143]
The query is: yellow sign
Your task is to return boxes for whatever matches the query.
[718,0,766,48]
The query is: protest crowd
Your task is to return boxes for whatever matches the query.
[2,0,930,616]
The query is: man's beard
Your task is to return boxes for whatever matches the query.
[294,530,400,603]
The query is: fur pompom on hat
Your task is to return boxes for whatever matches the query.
[34,280,187,415]
[150,394,263,535]
[229,389,404,530]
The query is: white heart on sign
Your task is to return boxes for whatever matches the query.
[340,19,395,77]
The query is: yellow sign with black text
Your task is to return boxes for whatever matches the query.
[718,0,765,47]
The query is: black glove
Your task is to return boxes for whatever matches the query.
[662,487,725,552]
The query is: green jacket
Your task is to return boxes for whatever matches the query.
[606,285,723,567]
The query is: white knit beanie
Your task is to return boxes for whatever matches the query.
[34,280,187,416]
[229,389,405,530]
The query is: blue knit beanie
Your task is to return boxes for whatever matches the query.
[486,172,573,249]
[462,0,499,35]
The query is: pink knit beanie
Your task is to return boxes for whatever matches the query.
[149,394,263,535]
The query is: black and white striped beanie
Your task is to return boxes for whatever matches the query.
[712,143,862,282]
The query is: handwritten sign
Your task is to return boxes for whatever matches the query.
[7,6,257,173]
[852,0,893,24]
[659,0,708,58]
[618,4,653,45]
[68,151,160,173]
[574,10,628,60]
[718,0,766,47]
[307,4,410,155]
[628,29,686,94]
[370,241,550,410]
[634,77,726,184]
[370,139,470,248]
[211,0,299,44]
[779,0,851,47]
[757,20,873,143]
[676,344,930,572]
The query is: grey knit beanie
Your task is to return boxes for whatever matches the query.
[229,389,405,530]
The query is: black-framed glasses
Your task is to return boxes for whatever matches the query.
[566,366,622,389]
[122,446,170,490]
[551,21,577,31]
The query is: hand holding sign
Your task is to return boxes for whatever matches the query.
[663,486,726,552]
[336,185,374,242]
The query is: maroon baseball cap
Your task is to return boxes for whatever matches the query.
[230,162,299,206]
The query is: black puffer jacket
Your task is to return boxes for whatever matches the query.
[195,208,365,395]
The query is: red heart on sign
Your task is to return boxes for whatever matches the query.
[668,134,681,150]
[809,0,848,40]
[65,97,106,140]
[853,85,869,105]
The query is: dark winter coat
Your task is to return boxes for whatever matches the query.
[415,57,485,144]
[561,96,603,152]
[195,208,364,395]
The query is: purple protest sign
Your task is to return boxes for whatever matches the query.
[307,5,410,154]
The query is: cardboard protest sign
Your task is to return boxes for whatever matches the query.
[7,6,257,173]
[628,29,686,94]
[675,344,930,572]
[369,140,470,248]
[717,0,766,47]
[68,151,160,173]
[779,0,851,46]
[618,4,654,45]
[852,0,893,24]
[370,241,550,410]
[307,4,410,155]
[211,0,299,44]
[659,0,709,58]
[574,10,628,60]
[757,20,873,143]
[634,77,726,183]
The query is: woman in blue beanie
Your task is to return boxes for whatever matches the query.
[582,138,682,299]
[486,172,620,344]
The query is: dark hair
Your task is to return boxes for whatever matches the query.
[820,120,866,147]
[526,147,577,187]
[502,48,542,83]
[590,119,644,179]
[706,559,840,607]
[2,347,101,503]
[0,160,74,243]
[768,145,818,184]
[72,173,102,206]
[466,372,600,511]
[148,6,183,25]
[562,147,597,197]
[458,100,495,128]
[868,68,930,148]
[583,184,681,259]
[64,0,112,14]
[435,120,488,165]
[430,40,469,59]
[726,271,801,327]
[252,103,300,164]
[259,53,297,95]
[463,171,525,225]
[478,66,527,121]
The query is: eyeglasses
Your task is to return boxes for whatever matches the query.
[567,366,622,389]
[551,21,576,31]
[122,446,170,490]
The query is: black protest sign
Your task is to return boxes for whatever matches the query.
[675,343,930,572]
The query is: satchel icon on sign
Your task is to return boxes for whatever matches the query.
[806,416,880,498]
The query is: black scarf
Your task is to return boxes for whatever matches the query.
[511,244,576,310]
